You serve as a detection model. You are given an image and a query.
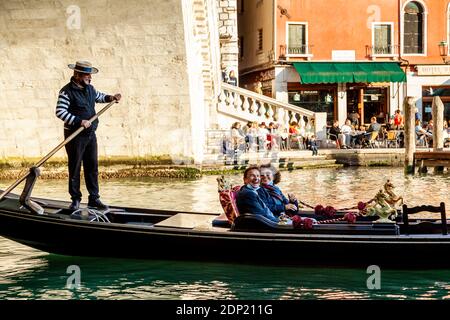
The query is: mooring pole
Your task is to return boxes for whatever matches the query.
[432,95,444,173]
[404,96,416,174]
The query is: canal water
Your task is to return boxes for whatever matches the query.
[0,167,449,300]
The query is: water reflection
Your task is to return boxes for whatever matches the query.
[1,167,449,212]
[1,236,450,300]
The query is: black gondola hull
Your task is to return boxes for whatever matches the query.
[1,198,450,267]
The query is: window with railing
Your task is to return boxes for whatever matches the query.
[373,23,394,55]
[287,22,307,55]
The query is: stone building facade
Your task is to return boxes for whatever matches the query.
[0,0,224,163]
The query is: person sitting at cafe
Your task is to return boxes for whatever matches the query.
[415,120,433,145]
[235,166,279,222]
[426,119,434,134]
[393,109,404,129]
[340,119,353,148]
[259,164,298,216]
[329,120,342,148]
[349,109,360,127]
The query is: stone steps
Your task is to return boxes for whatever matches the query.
[201,151,339,169]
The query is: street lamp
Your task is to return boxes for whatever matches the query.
[438,41,450,64]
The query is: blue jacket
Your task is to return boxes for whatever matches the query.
[236,185,278,222]
[56,77,112,134]
[261,184,299,216]
[258,185,286,216]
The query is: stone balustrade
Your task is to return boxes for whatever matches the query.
[218,83,327,140]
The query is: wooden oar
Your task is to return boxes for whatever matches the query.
[0,100,118,201]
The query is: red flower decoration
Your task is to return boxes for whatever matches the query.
[303,218,314,229]
[344,212,357,224]
[314,205,324,215]
[292,215,303,229]
[292,216,315,229]
[357,201,367,211]
[324,206,336,218]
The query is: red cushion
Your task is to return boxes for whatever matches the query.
[218,185,241,223]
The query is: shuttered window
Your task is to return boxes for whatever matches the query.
[403,1,424,54]
[257,28,263,52]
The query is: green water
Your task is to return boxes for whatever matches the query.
[1,238,450,300]
[1,167,450,299]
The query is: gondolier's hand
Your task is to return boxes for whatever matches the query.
[81,120,91,128]
[112,93,121,102]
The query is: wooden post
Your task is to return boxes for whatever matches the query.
[432,96,444,173]
[404,97,416,174]
[432,96,444,150]
[359,88,364,125]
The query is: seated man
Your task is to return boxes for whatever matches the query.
[415,120,433,146]
[357,117,381,147]
[236,166,279,223]
[366,117,382,136]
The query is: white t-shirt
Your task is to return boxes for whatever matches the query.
[341,124,352,134]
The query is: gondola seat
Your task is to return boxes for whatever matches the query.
[213,185,242,228]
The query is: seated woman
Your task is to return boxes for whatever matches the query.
[340,119,353,148]
[259,164,298,216]
[329,120,341,148]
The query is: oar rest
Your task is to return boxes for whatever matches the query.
[402,203,447,235]
[232,213,400,235]
[19,167,44,215]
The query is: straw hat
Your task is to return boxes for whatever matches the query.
[68,60,99,74]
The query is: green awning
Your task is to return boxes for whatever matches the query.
[293,62,406,84]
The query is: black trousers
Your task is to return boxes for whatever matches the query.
[64,130,99,202]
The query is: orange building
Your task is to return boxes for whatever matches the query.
[238,0,450,124]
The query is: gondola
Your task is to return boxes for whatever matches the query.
[1,102,448,267]
[0,179,449,267]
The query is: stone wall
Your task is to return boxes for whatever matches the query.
[0,0,210,163]
[217,0,239,81]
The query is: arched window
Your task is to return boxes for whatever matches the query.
[403,1,424,54]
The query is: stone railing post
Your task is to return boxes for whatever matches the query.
[314,112,327,141]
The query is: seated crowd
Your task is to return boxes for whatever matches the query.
[326,110,449,149]
[223,114,450,154]
[223,119,317,155]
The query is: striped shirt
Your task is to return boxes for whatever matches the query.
[56,77,111,131]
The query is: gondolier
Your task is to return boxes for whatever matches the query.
[56,60,121,210]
